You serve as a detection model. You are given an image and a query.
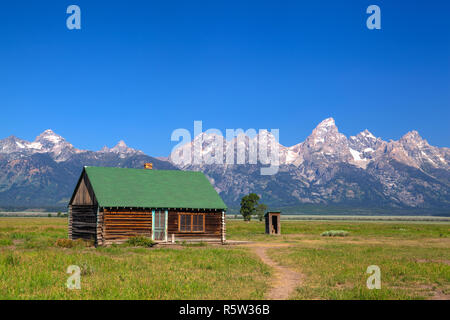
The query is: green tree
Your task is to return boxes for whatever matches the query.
[240,193,260,221]
[256,203,267,222]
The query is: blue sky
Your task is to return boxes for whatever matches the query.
[0,1,449,156]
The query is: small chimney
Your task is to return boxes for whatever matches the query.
[144,163,153,170]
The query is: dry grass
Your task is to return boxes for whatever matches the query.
[226,220,450,299]
[0,217,449,300]
[0,218,270,299]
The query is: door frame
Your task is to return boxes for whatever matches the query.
[152,209,168,241]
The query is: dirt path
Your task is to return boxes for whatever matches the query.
[249,244,303,300]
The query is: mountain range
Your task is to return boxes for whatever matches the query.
[0,118,449,214]
[169,118,450,214]
[0,130,176,210]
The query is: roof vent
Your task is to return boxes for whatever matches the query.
[144,163,153,170]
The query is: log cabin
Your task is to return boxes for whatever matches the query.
[68,165,227,246]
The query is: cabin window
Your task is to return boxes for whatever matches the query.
[179,214,191,232]
[178,213,205,232]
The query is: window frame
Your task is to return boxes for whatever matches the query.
[178,213,206,233]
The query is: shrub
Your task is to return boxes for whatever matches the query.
[126,236,154,248]
[321,230,349,237]
[80,261,95,276]
[55,238,94,248]
[55,239,75,248]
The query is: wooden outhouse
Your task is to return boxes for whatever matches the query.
[265,211,281,235]
[68,166,227,246]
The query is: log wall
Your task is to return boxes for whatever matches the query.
[97,208,104,246]
[168,210,222,242]
[69,205,98,242]
[102,208,152,245]
[95,208,225,245]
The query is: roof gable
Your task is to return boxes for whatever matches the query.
[79,166,227,210]
[70,171,97,206]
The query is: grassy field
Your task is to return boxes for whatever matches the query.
[0,218,269,299]
[0,217,449,299]
[228,220,450,299]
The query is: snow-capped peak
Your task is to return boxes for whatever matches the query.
[109,140,143,155]
[306,117,343,147]
[35,129,65,145]
[99,145,110,152]
[33,129,79,161]
[110,140,128,152]
[401,130,423,142]
[193,132,224,142]
[312,118,338,136]
[316,117,336,128]
[360,129,376,140]
[0,130,143,161]
[348,129,383,165]
[399,130,429,150]
[117,140,126,147]
[0,129,77,161]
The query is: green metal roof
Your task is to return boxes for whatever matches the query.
[83,166,227,210]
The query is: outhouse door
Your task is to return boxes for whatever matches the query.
[152,210,168,241]
[272,215,278,234]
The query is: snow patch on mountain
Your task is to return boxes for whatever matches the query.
[169,117,449,178]
[0,130,143,161]
[349,148,364,161]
